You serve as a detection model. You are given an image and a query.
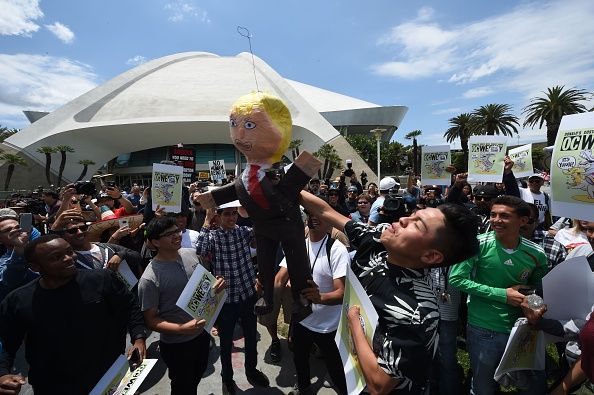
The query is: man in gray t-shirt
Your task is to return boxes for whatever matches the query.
[138,216,225,394]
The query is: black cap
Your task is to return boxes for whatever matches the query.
[473,184,499,198]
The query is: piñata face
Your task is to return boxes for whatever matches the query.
[230,107,283,164]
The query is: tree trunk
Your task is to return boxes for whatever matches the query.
[4,164,14,190]
[547,121,560,147]
[76,165,89,182]
[461,138,469,172]
[412,139,418,176]
[44,153,52,185]
[57,151,66,186]
[323,159,330,181]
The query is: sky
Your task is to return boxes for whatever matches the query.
[1,0,594,148]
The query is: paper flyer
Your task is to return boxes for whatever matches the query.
[421,145,451,185]
[494,319,545,386]
[114,260,138,290]
[467,136,507,182]
[335,266,379,395]
[176,264,227,332]
[90,355,157,395]
[508,144,534,178]
[550,112,594,221]
[208,159,226,181]
[151,163,183,212]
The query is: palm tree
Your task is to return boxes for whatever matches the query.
[405,130,422,176]
[288,139,303,161]
[523,86,591,146]
[313,144,342,180]
[76,160,96,181]
[56,145,75,186]
[444,113,476,167]
[0,126,19,143]
[472,104,519,136]
[1,153,27,190]
[36,146,56,185]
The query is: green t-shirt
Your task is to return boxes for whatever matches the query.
[449,231,547,333]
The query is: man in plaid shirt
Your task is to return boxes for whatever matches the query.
[521,203,567,269]
[196,202,269,395]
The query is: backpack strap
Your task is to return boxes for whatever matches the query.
[325,235,335,259]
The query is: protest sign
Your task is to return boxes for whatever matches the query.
[550,112,594,221]
[335,267,379,395]
[151,163,183,212]
[176,264,227,332]
[208,160,226,181]
[467,136,507,182]
[421,145,451,185]
[170,146,196,184]
[114,260,137,291]
[508,144,534,178]
[90,355,157,395]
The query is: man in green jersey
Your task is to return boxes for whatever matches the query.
[449,195,547,395]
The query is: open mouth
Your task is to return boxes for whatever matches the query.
[234,139,252,151]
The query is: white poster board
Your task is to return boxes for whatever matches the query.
[208,160,226,181]
[176,264,227,332]
[335,267,379,395]
[151,163,183,212]
[550,112,594,221]
[114,260,138,290]
[421,145,451,185]
[508,144,534,178]
[467,136,507,182]
[90,356,157,395]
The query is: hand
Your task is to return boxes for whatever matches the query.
[106,186,122,199]
[521,298,547,326]
[130,223,145,237]
[506,285,530,307]
[7,227,29,248]
[0,374,26,394]
[127,338,146,368]
[213,276,226,294]
[347,305,362,330]
[504,155,514,174]
[189,182,198,193]
[255,278,263,295]
[60,184,78,202]
[180,319,206,335]
[105,254,122,270]
[110,226,131,243]
[446,165,457,174]
[454,172,468,183]
[52,209,84,230]
[154,205,166,218]
[300,280,322,304]
[193,191,216,209]
[83,195,93,204]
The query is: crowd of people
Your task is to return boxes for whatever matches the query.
[0,155,593,395]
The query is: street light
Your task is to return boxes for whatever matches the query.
[370,128,386,183]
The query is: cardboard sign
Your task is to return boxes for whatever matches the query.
[208,160,226,181]
[468,136,507,182]
[151,163,183,212]
[508,144,534,178]
[421,145,451,185]
[170,146,196,184]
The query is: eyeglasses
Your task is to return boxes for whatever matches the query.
[357,201,369,205]
[475,196,492,202]
[159,228,182,238]
[64,224,89,234]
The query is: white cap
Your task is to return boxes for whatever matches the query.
[379,177,399,191]
[528,173,544,180]
[217,200,242,209]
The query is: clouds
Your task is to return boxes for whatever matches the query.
[0,53,97,124]
[0,0,43,36]
[373,1,594,98]
[164,1,210,23]
[126,55,146,66]
[45,22,74,44]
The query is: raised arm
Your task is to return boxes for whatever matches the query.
[300,190,350,232]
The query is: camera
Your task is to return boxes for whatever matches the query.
[377,188,407,223]
[344,159,354,177]
[74,181,97,196]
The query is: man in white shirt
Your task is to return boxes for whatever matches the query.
[278,212,349,395]
[518,173,551,229]
[173,211,199,248]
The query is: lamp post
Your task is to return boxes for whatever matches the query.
[370,128,386,183]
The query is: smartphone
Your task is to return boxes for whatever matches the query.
[118,218,129,229]
[19,213,33,233]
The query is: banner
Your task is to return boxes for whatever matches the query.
[151,163,183,212]
[508,144,534,179]
[208,160,226,181]
[421,145,451,185]
[550,112,594,221]
[468,136,507,182]
[170,146,196,184]
[90,356,157,395]
[335,267,379,395]
[176,264,227,332]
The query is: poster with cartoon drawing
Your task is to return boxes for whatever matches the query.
[468,136,507,182]
[421,145,451,185]
[176,264,227,332]
[90,355,157,395]
[335,267,379,395]
[151,163,183,212]
[551,112,594,221]
[508,144,534,178]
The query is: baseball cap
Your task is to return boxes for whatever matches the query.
[473,184,499,198]
[0,208,19,221]
[217,200,241,209]
[347,186,358,193]
[379,177,399,191]
[528,173,544,181]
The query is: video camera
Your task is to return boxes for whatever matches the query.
[376,188,407,223]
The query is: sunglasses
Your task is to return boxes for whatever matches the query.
[357,201,369,205]
[64,224,89,234]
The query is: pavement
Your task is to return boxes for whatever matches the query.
[14,321,340,394]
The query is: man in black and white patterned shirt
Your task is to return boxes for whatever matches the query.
[300,191,479,394]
